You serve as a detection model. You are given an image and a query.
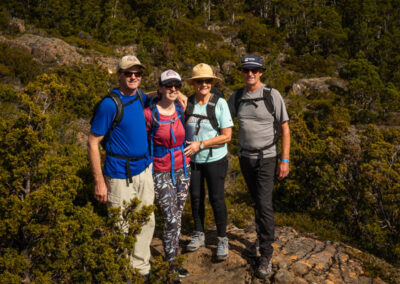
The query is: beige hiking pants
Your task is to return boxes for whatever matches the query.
[105,164,155,275]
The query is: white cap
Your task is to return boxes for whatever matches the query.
[160,70,182,85]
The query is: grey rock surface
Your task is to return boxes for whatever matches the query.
[150,226,393,284]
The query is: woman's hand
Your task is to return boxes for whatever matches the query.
[184,141,201,156]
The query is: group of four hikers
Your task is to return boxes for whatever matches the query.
[88,54,290,282]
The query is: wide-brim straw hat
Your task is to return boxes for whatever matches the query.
[187,63,221,85]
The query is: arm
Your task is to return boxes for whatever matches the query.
[146,90,158,98]
[177,90,188,110]
[87,132,108,203]
[184,127,232,156]
[277,121,290,180]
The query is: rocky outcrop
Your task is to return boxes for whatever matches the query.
[0,34,83,65]
[9,17,25,33]
[151,226,393,283]
[292,77,347,96]
[221,60,236,75]
[0,34,123,73]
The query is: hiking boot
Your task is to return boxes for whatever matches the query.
[216,236,229,261]
[173,265,189,278]
[244,239,259,258]
[186,231,205,252]
[169,265,189,283]
[255,256,272,279]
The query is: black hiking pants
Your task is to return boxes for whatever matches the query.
[239,156,277,258]
[189,156,228,237]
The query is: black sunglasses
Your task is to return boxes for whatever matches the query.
[164,82,182,89]
[241,68,261,74]
[123,71,143,77]
[194,79,213,84]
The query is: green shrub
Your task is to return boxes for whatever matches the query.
[0,84,156,282]
[0,43,44,84]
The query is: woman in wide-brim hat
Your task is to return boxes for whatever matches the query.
[183,63,233,261]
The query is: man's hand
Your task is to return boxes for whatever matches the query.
[94,181,108,203]
[277,122,290,181]
[277,161,289,181]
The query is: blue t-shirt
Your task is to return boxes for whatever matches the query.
[90,88,152,178]
[185,97,233,163]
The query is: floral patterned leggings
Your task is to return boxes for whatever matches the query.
[153,166,191,263]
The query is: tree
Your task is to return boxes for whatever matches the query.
[340,56,384,122]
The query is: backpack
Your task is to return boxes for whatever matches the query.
[148,99,187,184]
[233,85,279,155]
[185,88,223,134]
[91,88,144,149]
[185,88,224,157]
[91,89,145,184]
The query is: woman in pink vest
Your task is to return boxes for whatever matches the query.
[144,70,190,281]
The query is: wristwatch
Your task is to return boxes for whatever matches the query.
[200,141,205,150]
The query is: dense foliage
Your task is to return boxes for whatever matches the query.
[0,0,399,281]
[0,75,160,282]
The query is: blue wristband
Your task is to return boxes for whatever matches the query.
[281,159,289,163]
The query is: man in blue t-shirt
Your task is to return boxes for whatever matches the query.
[88,55,155,278]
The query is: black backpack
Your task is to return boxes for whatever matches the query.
[185,87,224,157]
[185,88,223,134]
[233,85,279,153]
[91,89,144,149]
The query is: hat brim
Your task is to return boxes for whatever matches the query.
[187,75,221,85]
[118,63,146,72]
[238,64,266,71]
[161,78,182,85]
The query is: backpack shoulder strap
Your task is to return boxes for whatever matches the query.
[185,94,196,117]
[148,100,160,157]
[149,99,160,134]
[211,86,224,98]
[99,91,123,148]
[263,85,280,145]
[175,100,185,126]
[234,87,246,113]
[262,85,276,121]
[136,88,145,109]
[206,93,220,132]
[108,91,124,128]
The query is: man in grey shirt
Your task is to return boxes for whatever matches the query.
[228,55,290,279]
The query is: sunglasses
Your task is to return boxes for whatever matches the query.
[164,82,182,89]
[123,71,143,77]
[194,78,213,84]
[241,68,261,74]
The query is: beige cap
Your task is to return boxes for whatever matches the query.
[187,63,221,84]
[117,55,145,71]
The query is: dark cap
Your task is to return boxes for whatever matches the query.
[238,55,266,70]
